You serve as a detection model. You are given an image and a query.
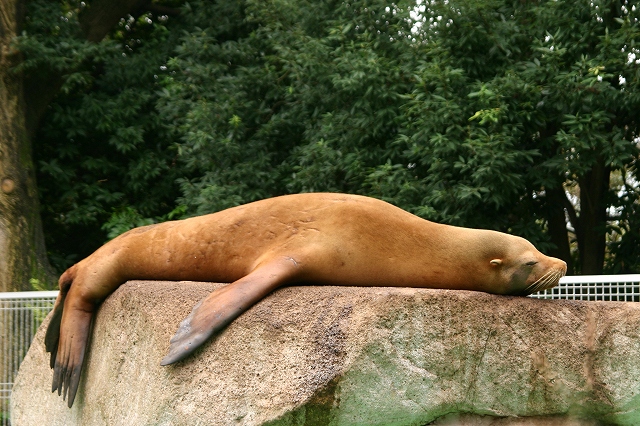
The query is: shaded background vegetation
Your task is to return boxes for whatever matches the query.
[19,0,640,280]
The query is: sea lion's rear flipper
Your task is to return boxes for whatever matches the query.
[160,257,300,365]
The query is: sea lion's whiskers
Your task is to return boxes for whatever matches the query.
[522,270,552,294]
[523,268,564,295]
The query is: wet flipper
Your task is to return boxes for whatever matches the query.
[44,297,64,370]
[50,307,92,407]
[160,258,300,365]
[45,267,81,401]
[47,273,94,409]
[45,268,75,370]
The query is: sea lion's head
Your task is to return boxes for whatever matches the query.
[487,234,567,296]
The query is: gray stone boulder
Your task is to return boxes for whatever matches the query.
[11,281,640,425]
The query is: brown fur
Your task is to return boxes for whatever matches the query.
[45,193,566,407]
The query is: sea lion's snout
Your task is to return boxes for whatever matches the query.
[522,258,567,295]
[552,258,568,283]
[558,259,568,276]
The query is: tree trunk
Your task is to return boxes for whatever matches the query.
[545,186,574,275]
[0,0,169,292]
[577,157,610,275]
[0,0,55,292]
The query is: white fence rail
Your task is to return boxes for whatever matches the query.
[530,274,640,302]
[1,291,58,425]
[1,275,639,423]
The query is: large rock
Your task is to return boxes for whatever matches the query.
[11,281,640,425]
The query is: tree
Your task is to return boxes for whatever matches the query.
[0,0,182,291]
[31,3,183,271]
[398,0,640,274]
[159,0,639,274]
[0,0,54,291]
[20,0,640,280]
[157,0,421,213]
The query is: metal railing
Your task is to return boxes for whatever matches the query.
[1,291,58,426]
[0,274,639,423]
[530,274,640,302]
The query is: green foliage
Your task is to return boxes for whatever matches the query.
[27,0,640,274]
[157,0,421,214]
[397,0,640,267]
[27,1,183,272]
[17,1,120,91]
[101,207,156,240]
[28,278,49,291]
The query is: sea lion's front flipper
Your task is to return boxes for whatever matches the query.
[45,266,77,370]
[51,301,93,408]
[44,294,65,370]
[45,266,91,407]
[161,257,300,365]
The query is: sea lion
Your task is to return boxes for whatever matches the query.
[45,193,566,407]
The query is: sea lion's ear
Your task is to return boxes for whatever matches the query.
[490,259,502,266]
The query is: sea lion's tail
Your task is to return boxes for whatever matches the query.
[45,264,92,408]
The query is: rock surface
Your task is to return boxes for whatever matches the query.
[11,281,640,425]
